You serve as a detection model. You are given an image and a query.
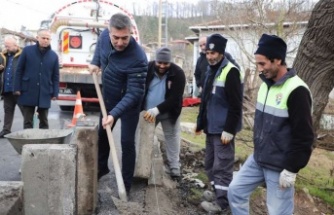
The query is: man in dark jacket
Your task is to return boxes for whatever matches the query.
[194,36,240,97]
[89,13,148,193]
[195,34,243,213]
[143,47,186,177]
[14,29,59,129]
[0,36,23,137]
[228,34,314,215]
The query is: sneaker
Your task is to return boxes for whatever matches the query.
[98,168,110,180]
[202,190,215,202]
[170,168,181,178]
[0,130,10,138]
[200,201,222,213]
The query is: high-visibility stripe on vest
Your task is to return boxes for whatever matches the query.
[256,75,311,118]
[215,62,244,87]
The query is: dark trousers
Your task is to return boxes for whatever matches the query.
[98,109,140,192]
[2,93,23,132]
[21,106,49,129]
[205,134,235,209]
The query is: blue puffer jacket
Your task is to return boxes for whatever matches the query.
[91,29,148,119]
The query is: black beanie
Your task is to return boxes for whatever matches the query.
[205,34,228,54]
[254,34,287,60]
[155,47,172,62]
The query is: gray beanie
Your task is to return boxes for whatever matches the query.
[155,47,172,62]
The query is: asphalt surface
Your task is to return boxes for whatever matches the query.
[0,100,124,214]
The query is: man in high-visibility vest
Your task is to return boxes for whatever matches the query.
[228,34,314,215]
[195,34,244,214]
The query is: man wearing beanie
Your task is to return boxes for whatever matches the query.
[195,33,244,213]
[228,34,314,215]
[142,47,186,178]
[194,36,240,97]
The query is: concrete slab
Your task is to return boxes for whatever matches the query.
[0,181,24,215]
[72,124,98,215]
[134,113,155,179]
[21,144,77,215]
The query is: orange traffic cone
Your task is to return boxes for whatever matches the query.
[68,91,85,128]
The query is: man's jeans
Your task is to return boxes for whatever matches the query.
[228,154,294,215]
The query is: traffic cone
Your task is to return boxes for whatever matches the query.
[68,91,85,128]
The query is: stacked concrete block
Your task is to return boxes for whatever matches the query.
[21,144,77,215]
[72,125,98,215]
[0,181,24,215]
[134,113,156,179]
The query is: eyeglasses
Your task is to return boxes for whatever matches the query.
[156,62,170,65]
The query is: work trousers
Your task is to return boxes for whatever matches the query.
[228,154,294,215]
[205,134,235,210]
[2,93,23,132]
[155,114,181,170]
[98,108,140,192]
[21,106,49,129]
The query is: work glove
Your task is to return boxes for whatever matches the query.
[221,131,233,144]
[143,107,159,123]
[279,169,297,188]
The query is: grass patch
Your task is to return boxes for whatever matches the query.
[180,107,199,123]
[179,106,334,208]
[181,131,205,148]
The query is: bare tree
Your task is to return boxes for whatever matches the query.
[293,0,334,131]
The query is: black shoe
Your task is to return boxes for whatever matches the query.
[98,168,110,180]
[0,130,10,138]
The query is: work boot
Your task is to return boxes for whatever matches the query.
[0,130,10,138]
[200,201,222,214]
[170,168,181,178]
[202,190,215,202]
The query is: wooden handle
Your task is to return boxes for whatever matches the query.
[92,73,127,202]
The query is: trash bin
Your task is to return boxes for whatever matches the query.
[5,129,73,154]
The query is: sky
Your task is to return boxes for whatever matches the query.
[0,0,199,31]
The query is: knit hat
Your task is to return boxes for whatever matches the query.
[254,34,287,60]
[205,34,228,54]
[155,47,172,62]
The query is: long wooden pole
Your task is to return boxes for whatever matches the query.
[92,73,127,202]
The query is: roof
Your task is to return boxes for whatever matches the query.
[189,21,308,35]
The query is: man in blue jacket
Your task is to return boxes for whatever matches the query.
[89,13,148,193]
[0,36,23,137]
[14,29,59,129]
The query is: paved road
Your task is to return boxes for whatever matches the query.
[0,100,130,214]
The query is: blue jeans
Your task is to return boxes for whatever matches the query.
[228,154,294,215]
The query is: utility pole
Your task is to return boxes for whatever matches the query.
[158,0,162,47]
[158,0,168,47]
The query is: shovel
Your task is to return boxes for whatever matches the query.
[92,72,127,202]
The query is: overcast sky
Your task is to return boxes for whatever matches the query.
[0,0,199,31]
